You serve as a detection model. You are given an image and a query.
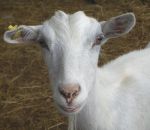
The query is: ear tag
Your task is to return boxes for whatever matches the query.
[8,25,21,39]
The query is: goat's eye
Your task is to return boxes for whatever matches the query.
[39,40,49,50]
[92,34,105,48]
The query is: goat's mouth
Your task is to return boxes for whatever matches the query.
[58,104,81,113]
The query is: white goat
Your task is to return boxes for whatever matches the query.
[4,11,150,130]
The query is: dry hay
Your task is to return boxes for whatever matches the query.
[0,0,149,130]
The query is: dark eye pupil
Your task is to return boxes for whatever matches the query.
[97,37,102,41]
[92,34,105,48]
[39,40,49,50]
[96,34,104,41]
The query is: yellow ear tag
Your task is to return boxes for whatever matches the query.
[8,25,18,30]
[8,25,21,39]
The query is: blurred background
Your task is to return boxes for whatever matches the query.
[0,0,149,130]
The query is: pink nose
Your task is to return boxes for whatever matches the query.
[59,84,81,105]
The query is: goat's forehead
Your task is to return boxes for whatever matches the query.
[48,11,97,28]
[42,11,100,44]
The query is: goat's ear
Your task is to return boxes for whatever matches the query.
[3,25,42,44]
[101,13,136,39]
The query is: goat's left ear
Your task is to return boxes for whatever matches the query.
[3,25,42,44]
[101,13,136,39]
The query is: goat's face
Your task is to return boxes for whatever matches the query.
[4,11,136,115]
[41,11,104,114]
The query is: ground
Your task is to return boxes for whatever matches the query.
[0,0,149,130]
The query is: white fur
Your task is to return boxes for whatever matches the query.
[74,48,150,130]
[4,11,150,130]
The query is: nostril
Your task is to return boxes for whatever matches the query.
[58,84,81,104]
[72,89,80,98]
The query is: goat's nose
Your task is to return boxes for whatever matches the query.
[59,84,81,105]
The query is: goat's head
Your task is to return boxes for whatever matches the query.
[3,11,136,115]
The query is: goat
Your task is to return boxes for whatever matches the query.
[4,11,150,130]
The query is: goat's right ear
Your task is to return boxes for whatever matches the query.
[101,13,136,39]
[3,25,42,44]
